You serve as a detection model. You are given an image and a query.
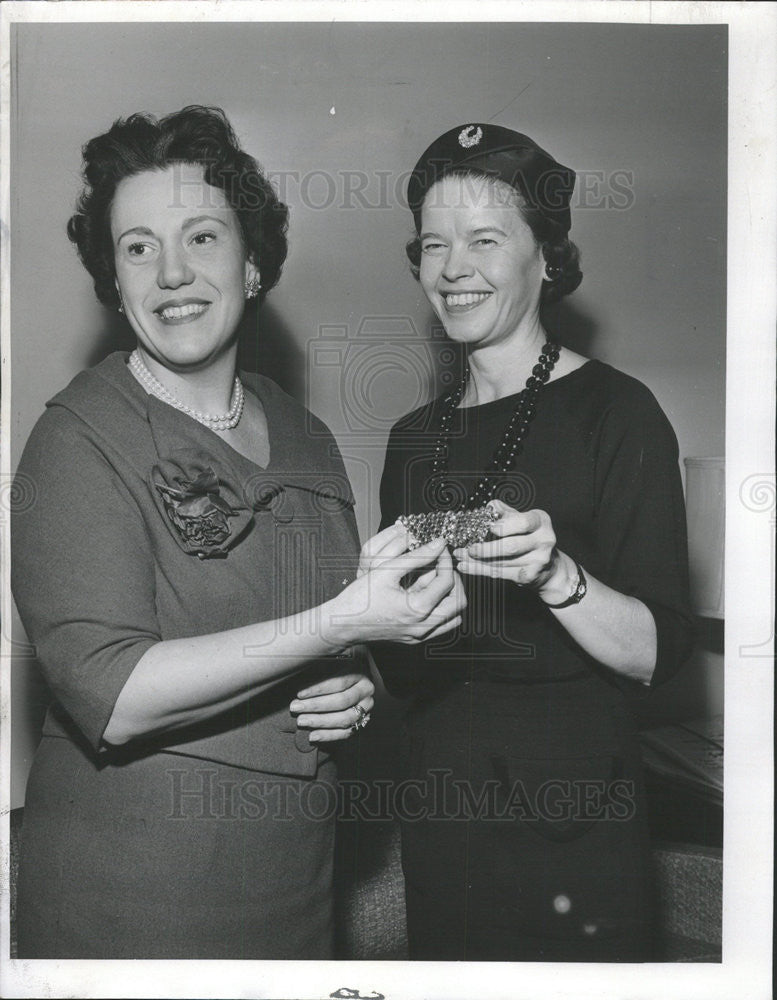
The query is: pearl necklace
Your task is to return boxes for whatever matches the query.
[432,341,560,509]
[129,350,245,431]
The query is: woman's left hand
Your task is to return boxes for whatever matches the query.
[452,499,565,595]
[288,671,375,742]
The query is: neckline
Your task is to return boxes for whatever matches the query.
[453,358,596,413]
[113,351,275,474]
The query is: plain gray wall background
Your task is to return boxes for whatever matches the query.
[9,21,726,804]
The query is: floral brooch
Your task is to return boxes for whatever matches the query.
[155,467,239,559]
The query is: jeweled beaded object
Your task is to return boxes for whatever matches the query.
[397,507,499,550]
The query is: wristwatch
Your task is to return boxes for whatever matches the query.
[543,559,587,609]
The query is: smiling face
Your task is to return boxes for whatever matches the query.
[419,173,546,352]
[111,163,256,373]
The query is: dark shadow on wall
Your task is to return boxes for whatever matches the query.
[238,302,305,400]
[12,659,50,762]
[635,618,724,728]
[545,297,601,359]
[84,310,136,369]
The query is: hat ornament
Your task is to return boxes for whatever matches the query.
[458,125,483,149]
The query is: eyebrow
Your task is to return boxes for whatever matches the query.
[116,226,154,243]
[419,226,508,240]
[116,215,229,244]
[471,226,508,237]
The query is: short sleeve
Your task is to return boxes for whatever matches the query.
[593,384,695,687]
[12,408,161,751]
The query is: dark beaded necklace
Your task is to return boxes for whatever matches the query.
[432,341,560,510]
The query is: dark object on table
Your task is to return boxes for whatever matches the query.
[641,716,724,848]
[640,716,723,806]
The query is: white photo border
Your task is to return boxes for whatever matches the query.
[1,2,774,999]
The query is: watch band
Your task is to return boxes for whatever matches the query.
[543,560,587,609]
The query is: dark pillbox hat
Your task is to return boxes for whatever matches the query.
[407,123,576,233]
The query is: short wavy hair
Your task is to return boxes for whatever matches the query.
[67,105,289,309]
[405,167,582,304]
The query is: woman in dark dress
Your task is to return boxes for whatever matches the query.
[369,124,694,961]
[11,106,464,959]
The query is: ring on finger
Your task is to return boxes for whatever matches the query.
[350,703,371,733]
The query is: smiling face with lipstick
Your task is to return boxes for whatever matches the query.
[419,172,547,355]
[112,163,257,377]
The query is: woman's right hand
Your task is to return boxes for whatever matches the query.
[357,522,414,577]
[327,535,466,647]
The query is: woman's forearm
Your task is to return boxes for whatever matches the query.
[538,551,657,684]
[103,603,346,746]
[104,537,464,746]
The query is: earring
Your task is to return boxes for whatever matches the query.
[544,265,562,282]
[117,295,125,314]
[244,275,262,300]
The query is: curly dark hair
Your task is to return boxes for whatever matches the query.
[67,105,289,309]
[405,167,582,304]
